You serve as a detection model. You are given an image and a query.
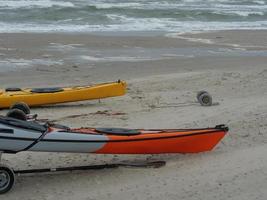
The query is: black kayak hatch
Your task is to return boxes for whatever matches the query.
[31,87,64,93]
[95,128,140,136]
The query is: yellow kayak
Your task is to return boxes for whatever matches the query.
[0,80,126,109]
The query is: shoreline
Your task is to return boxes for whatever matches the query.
[1,29,267,74]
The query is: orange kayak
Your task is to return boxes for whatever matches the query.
[0,115,228,154]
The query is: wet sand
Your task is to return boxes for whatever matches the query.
[1,30,267,200]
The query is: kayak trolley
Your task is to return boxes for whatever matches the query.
[0,151,165,194]
[0,152,15,194]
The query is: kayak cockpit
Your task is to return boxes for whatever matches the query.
[0,116,47,132]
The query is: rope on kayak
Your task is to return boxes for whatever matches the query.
[19,124,50,152]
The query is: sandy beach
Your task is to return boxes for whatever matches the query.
[1,30,267,200]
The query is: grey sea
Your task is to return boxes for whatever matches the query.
[0,0,267,33]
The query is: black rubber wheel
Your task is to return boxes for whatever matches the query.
[0,165,15,194]
[10,102,30,115]
[6,109,27,121]
[196,90,209,102]
[198,93,212,106]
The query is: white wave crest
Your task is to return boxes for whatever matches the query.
[1,19,267,33]
[0,0,75,9]
[213,10,265,17]
[94,2,142,9]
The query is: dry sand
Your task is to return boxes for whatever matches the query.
[0,30,267,200]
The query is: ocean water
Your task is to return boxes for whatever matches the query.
[0,0,267,33]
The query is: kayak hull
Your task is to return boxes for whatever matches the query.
[95,130,226,154]
[0,81,126,108]
[0,117,228,154]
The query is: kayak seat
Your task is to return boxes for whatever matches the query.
[31,87,64,93]
[95,128,140,136]
[5,87,22,92]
